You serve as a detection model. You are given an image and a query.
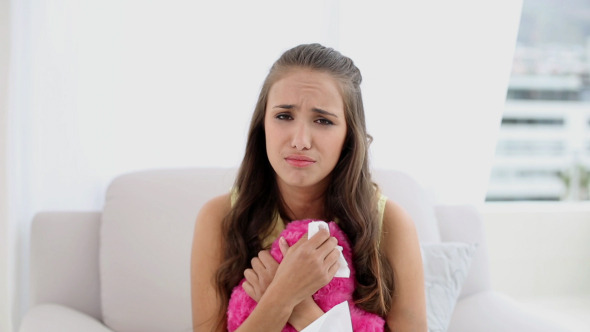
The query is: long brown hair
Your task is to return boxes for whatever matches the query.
[215,43,394,330]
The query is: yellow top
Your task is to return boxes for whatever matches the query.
[230,189,388,248]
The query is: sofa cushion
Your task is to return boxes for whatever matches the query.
[100,168,236,332]
[421,242,476,332]
[435,205,492,299]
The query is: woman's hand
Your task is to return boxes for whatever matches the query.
[242,234,295,302]
[269,229,341,305]
[243,249,278,302]
[243,229,340,305]
[243,233,332,330]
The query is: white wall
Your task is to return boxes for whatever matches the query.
[8,1,343,328]
[11,1,523,212]
[1,0,13,331]
[482,203,590,299]
[8,1,523,329]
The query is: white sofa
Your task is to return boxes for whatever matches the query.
[19,168,570,332]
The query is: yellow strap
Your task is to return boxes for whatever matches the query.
[231,187,283,248]
[230,188,388,247]
[262,214,285,249]
[230,187,238,206]
[377,193,387,246]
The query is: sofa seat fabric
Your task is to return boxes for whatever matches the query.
[447,291,571,332]
[19,304,114,332]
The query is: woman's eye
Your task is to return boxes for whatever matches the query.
[276,114,293,120]
[315,118,334,126]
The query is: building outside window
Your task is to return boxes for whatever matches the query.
[486,0,590,201]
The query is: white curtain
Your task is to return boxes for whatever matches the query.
[339,1,523,204]
[6,0,522,330]
[1,1,13,331]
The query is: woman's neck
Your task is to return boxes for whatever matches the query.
[277,182,328,221]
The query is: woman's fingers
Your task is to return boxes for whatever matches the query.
[324,246,340,263]
[269,228,344,303]
[279,236,289,257]
[325,247,341,273]
[242,280,257,301]
[251,256,265,272]
[244,268,258,284]
[327,255,341,277]
[292,229,336,252]
[305,229,331,248]
[243,250,280,302]
[243,269,261,301]
[316,236,339,258]
[255,252,276,289]
[288,229,340,267]
[258,250,277,272]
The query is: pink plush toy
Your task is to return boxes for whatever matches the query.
[227,219,385,331]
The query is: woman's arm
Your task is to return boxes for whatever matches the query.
[381,200,428,332]
[191,194,340,332]
[191,194,230,332]
[242,238,327,330]
[236,229,340,331]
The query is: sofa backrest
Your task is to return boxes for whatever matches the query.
[100,168,237,332]
[99,168,441,331]
[373,169,441,243]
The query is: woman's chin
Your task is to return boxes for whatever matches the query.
[276,171,330,191]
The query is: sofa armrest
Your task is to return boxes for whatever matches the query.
[434,205,492,299]
[448,291,571,332]
[19,304,114,332]
[29,212,102,320]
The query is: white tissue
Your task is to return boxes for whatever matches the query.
[307,221,350,278]
[300,301,353,332]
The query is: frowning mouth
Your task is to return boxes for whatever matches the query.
[285,155,316,168]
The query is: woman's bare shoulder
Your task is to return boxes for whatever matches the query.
[199,193,232,218]
[191,193,232,271]
[381,199,416,236]
[194,193,232,235]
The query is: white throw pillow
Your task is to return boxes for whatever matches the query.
[421,242,477,332]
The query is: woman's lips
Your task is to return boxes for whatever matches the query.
[285,155,316,168]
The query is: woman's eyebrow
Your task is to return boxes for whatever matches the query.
[273,104,294,110]
[272,104,338,118]
[312,108,338,118]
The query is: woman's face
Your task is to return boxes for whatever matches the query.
[264,68,347,191]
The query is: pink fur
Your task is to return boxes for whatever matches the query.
[227,219,385,331]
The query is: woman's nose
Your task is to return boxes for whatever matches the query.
[291,122,311,150]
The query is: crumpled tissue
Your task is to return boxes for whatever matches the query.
[301,301,353,332]
[301,221,353,331]
[307,221,350,278]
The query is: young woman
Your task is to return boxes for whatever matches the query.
[191,43,426,332]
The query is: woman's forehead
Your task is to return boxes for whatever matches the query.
[268,70,344,107]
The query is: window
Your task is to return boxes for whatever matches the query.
[487,0,590,202]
